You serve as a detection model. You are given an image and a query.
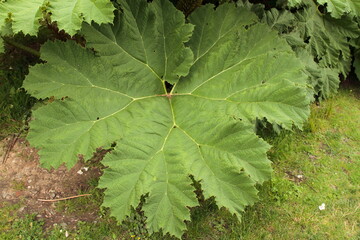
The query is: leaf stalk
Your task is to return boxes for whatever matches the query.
[1,36,40,57]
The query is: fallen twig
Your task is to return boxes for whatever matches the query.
[2,130,22,164]
[38,194,91,202]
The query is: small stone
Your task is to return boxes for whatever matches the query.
[15,175,22,180]
[31,190,39,195]
[18,207,26,213]
[49,192,56,199]
[60,222,67,229]
[77,169,83,175]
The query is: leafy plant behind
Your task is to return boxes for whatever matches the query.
[0,0,115,52]
[23,0,311,237]
[316,0,360,18]
[355,51,360,80]
[240,0,360,98]
[294,0,359,76]
[278,0,360,17]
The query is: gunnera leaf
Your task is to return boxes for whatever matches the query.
[0,22,14,53]
[0,0,46,35]
[294,0,360,76]
[23,0,310,238]
[261,8,297,33]
[296,49,339,99]
[257,7,339,99]
[50,0,115,36]
[317,0,360,18]
[0,0,115,36]
[276,0,304,8]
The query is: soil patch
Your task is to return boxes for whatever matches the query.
[0,137,103,230]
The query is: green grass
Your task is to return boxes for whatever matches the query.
[11,180,26,191]
[0,202,44,240]
[1,88,359,239]
[231,89,360,240]
[55,177,104,214]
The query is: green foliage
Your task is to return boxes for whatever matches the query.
[0,0,46,35]
[277,0,303,8]
[269,176,302,205]
[73,221,124,240]
[0,37,3,53]
[278,0,360,18]
[12,214,45,240]
[0,35,39,139]
[241,0,360,98]
[355,49,360,80]
[294,0,360,75]
[55,188,104,214]
[23,0,311,237]
[0,209,46,240]
[317,0,360,18]
[0,0,115,35]
[296,49,340,99]
[50,0,115,35]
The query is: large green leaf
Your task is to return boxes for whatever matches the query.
[50,0,115,36]
[0,0,114,36]
[277,0,303,8]
[24,0,310,237]
[261,8,296,33]
[0,22,13,53]
[317,0,360,18]
[81,0,194,85]
[0,0,46,35]
[0,1,9,30]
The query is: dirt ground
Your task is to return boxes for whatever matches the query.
[0,137,103,230]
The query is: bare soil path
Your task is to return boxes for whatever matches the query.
[0,138,102,230]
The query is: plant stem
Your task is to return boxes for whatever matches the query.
[2,37,40,57]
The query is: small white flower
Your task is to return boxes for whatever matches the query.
[81,167,89,171]
[65,231,69,238]
[60,229,63,233]
[77,169,83,175]
[318,203,326,211]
